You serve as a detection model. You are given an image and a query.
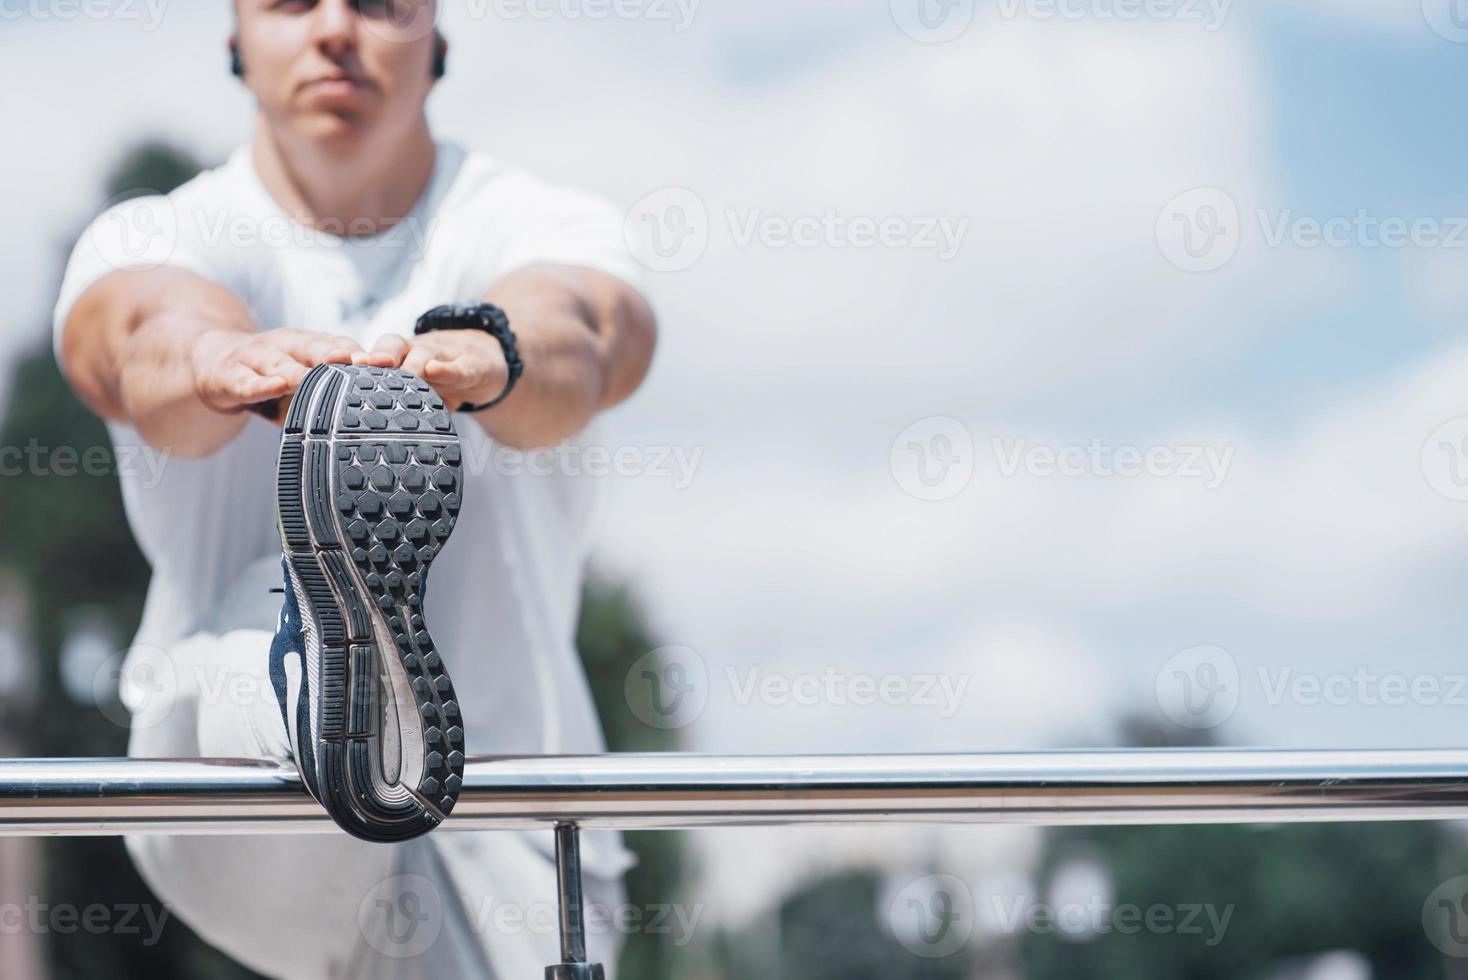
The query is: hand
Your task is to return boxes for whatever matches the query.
[192,328,364,424]
[354,330,508,410]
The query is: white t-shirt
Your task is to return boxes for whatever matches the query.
[53,142,646,759]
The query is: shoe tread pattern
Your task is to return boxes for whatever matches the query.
[276,364,465,842]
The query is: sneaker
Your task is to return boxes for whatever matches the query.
[270,363,467,842]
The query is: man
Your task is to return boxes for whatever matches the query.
[52,1,656,976]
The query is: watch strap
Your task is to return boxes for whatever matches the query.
[412,303,524,412]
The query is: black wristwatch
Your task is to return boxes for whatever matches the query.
[413,302,524,412]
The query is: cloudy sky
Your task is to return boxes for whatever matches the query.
[4,0,1468,771]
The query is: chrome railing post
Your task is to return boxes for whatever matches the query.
[546,823,606,980]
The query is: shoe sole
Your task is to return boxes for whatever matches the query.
[276,364,466,842]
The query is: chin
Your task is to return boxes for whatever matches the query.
[293,111,376,148]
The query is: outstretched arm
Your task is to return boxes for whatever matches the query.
[59,267,365,458]
[360,264,658,450]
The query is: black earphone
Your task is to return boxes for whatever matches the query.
[230,34,446,81]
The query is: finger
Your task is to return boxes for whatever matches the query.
[315,334,363,364]
[400,344,437,380]
[300,333,363,365]
[274,330,363,366]
[423,358,475,388]
[356,333,412,368]
[201,363,289,411]
[240,347,312,389]
[238,374,293,403]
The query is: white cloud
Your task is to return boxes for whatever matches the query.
[1403,243,1468,330]
[690,823,1044,934]
[1271,0,1436,36]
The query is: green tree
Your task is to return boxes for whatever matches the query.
[1020,822,1456,979]
[577,577,686,980]
[1014,715,1464,978]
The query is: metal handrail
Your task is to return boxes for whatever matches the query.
[2,748,1466,835]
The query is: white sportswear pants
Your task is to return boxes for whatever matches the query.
[121,557,629,980]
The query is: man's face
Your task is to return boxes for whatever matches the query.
[234,0,439,142]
